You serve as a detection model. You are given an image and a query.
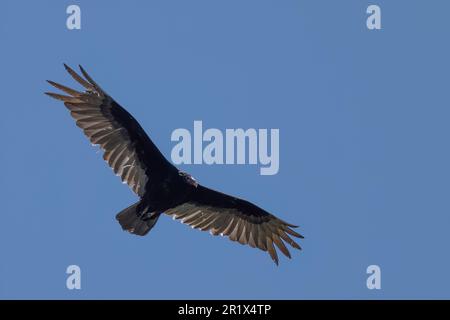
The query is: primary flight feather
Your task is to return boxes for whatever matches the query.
[45,64,303,265]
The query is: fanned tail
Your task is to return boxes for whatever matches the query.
[116,201,160,236]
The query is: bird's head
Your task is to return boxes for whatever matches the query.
[179,171,198,188]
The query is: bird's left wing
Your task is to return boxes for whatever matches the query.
[165,185,303,265]
[45,64,177,197]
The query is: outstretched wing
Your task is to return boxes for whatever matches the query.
[165,185,303,265]
[46,64,176,197]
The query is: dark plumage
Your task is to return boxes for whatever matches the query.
[46,64,303,265]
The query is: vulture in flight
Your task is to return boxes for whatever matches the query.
[45,64,303,265]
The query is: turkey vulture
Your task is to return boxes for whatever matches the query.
[45,64,303,265]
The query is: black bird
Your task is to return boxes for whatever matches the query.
[45,64,303,265]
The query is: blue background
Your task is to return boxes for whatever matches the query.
[1,0,449,299]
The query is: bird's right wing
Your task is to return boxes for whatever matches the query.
[46,64,177,197]
[165,185,303,265]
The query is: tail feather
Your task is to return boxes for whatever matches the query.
[116,201,159,236]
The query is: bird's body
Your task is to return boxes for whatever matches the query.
[46,64,303,265]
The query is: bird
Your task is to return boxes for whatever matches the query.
[45,64,303,265]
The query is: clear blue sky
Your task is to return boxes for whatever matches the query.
[1,0,449,299]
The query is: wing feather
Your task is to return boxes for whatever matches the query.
[228,220,242,242]
[209,214,230,236]
[165,185,302,264]
[247,223,258,248]
[222,216,238,236]
[46,64,176,197]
